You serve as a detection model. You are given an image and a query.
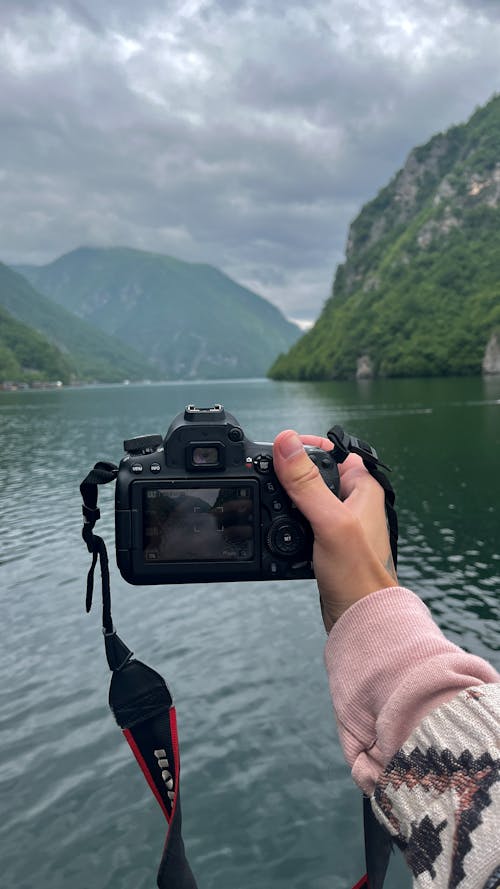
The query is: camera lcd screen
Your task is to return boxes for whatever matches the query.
[142,485,256,562]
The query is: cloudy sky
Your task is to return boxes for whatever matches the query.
[1,0,500,325]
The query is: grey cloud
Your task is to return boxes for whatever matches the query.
[0,0,103,32]
[1,0,500,321]
[460,0,500,18]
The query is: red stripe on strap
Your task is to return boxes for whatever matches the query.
[351,875,369,889]
[123,727,170,823]
[169,707,180,822]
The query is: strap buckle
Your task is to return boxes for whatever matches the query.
[82,504,101,524]
[327,425,391,472]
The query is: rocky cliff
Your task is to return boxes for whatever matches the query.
[269,94,500,380]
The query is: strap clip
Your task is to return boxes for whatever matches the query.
[82,504,101,524]
[328,425,391,472]
[103,628,134,672]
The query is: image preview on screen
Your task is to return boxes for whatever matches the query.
[143,485,255,562]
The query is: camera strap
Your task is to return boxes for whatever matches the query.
[327,425,398,570]
[79,423,398,889]
[80,463,198,888]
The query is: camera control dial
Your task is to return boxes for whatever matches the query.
[124,434,163,455]
[267,518,306,557]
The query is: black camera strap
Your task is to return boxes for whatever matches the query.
[327,425,398,571]
[80,424,398,889]
[80,463,197,888]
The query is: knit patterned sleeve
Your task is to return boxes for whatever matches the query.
[370,683,500,889]
[324,587,500,887]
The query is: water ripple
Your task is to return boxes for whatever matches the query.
[2,379,499,889]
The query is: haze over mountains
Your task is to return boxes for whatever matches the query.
[270,94,500,381]
[1,249,300,384]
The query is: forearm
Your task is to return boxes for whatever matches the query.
[324,586,500,794]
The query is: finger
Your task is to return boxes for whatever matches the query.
[338,453,383,500]
[338,453,368,489]
[298,437,373,498]
[298,434,334,451]
[273,430,345,536]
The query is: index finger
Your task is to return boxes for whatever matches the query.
[298,434,334,451]
[298,434,372,491]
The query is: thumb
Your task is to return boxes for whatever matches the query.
[273,430,343,537]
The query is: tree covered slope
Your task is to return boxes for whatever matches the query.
[0,305,72,384]
[269,94,500,380]
[0,262,159,383]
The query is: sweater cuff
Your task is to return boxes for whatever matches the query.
[324,587,500,793]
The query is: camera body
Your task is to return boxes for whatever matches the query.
[115,405,340,584]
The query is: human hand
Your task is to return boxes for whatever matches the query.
[273,430,398,632]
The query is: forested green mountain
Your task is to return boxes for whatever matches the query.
[269,94,500,380]
[0,305,72,384]
[16,247,300,379]
[0,262,156,382]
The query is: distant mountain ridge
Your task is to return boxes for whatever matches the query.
[16,247,300,380]
[0,262,157,383]
[269,94,500,380]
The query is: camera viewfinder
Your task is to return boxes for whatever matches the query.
[191,445,221,467]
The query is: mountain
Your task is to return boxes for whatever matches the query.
[269,94,500,380]
[0,262,157,383]
[0,304,73,384]
[16,247,301,379]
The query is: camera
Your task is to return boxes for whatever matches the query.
[115,405,340,584]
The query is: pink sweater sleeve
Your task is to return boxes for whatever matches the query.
[324,586,500,795]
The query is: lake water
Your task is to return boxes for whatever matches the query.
[1,376,499,889]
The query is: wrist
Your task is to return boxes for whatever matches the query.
[318,550,396,631]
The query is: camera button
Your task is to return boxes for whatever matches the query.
[272,500,283,511]
[267,519,306,556]
[254,454,272,473]
[130,463,144,473]
[266,481,276,492]
[150,462,161,472]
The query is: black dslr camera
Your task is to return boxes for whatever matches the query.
[115,405,340,584]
